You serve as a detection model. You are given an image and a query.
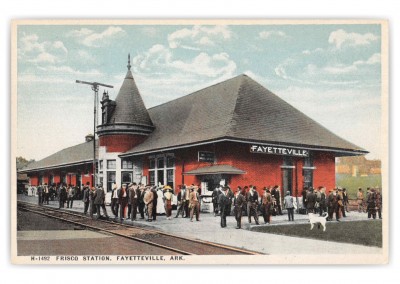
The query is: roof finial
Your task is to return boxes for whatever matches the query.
[127,53,131,71]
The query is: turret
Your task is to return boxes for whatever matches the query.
[97,54,154,153]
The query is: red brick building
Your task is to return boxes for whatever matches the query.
[20,55,367,199]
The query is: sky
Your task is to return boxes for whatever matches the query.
[16,22,383,161]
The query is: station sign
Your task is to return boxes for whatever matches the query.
[250,144,309,157]
[198,151,215,162]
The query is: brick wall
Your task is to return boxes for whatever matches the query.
[142,141,337,197]
[99,134,148,153]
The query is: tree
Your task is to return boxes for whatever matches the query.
[16,156,35,170]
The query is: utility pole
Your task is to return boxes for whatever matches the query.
[76,80,113,187]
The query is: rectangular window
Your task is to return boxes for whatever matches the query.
[167,169,174,188]
[149,159,155,169]
[99,160,103,170]
[157,158,164,169]
[122,160,134,169]
[107,171,116,192]
[167,156,175,168]
[121,171,133,184]
[149,171,155,186]
[107,160,116,169]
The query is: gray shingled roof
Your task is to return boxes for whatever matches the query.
[121,74,366,156]
[20,74,366,173]
[19,140,96,172]
[108,70,153,127]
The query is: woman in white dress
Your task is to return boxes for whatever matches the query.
[156,187,166,214]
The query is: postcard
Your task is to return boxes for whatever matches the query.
[11,19,388,264]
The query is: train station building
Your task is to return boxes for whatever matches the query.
[19,55,368,199]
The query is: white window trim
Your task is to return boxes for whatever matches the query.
[148,154,175,187]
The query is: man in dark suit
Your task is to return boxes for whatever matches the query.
[82,183,90,215]
[151,186,158,221]
[37,184,43,205]
[118,184,128,221]
[246,186,260,225]
[138,185,145,219]
[110,183,119,218]
[59,183,67,209]
[94,185,109,219]
[273,185,283,215]
[218,186,230,228]
[175,185,187,218]
[327,189,338,221]
[128,183,138,221]
[211,186,222,217]
[306,187,316,214]
[233,186,246,229]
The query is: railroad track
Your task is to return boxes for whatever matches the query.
[17,201,261,256]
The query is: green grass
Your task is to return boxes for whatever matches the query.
[251,220,382,247]
[336,174,382,199]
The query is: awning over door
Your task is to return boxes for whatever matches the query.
[183,164,246,175]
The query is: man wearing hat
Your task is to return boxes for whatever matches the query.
[306,187,316,214]
[82,182,90,215]
[175,185,187,218]
[110,183,119,218]
[336,188,344,220]
[88,186,97,219]
[212,185,222,217]
[284,191,295,221]
[367,188,377,219]
[137,184,146,219]
[318,187,327,216]
[189,186,200,222]
[261,187,272,224]
[218,186,231,228]
[118,183,128,222]
[128,182,138,221]
[246,186,260,225]
[94,185,109,220]
[357,188,365,213]
[144,186,154,222]
[163,186,174,220]
[233,186,245,229]
[327,188,338,221]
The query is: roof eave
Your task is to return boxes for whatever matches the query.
[18,159,93,174]
[119,136,368,158]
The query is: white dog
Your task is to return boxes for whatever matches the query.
[308,212,329,232]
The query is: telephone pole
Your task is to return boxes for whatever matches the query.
[76,80,113,187]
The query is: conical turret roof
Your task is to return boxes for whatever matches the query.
[109,57,153,127]
[98,55,154,136]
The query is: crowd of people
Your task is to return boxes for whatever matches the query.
[35,183,78,208]
[32,182,383,228]
[301,186,382,221]
[80,182,201,223]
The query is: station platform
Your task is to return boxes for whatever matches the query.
[17,194,382,255]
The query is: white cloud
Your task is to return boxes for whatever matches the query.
[28,52,57,64]
[167,25,232,50]
[133,44,236,78]
[259,30,287,40]
[77,50,96,62]
[37,65,103,76]
[67,26,126,47]
[328,29,379,49]
[18,33,68,65]
[323,53,381,75]
[354,53,381,66]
